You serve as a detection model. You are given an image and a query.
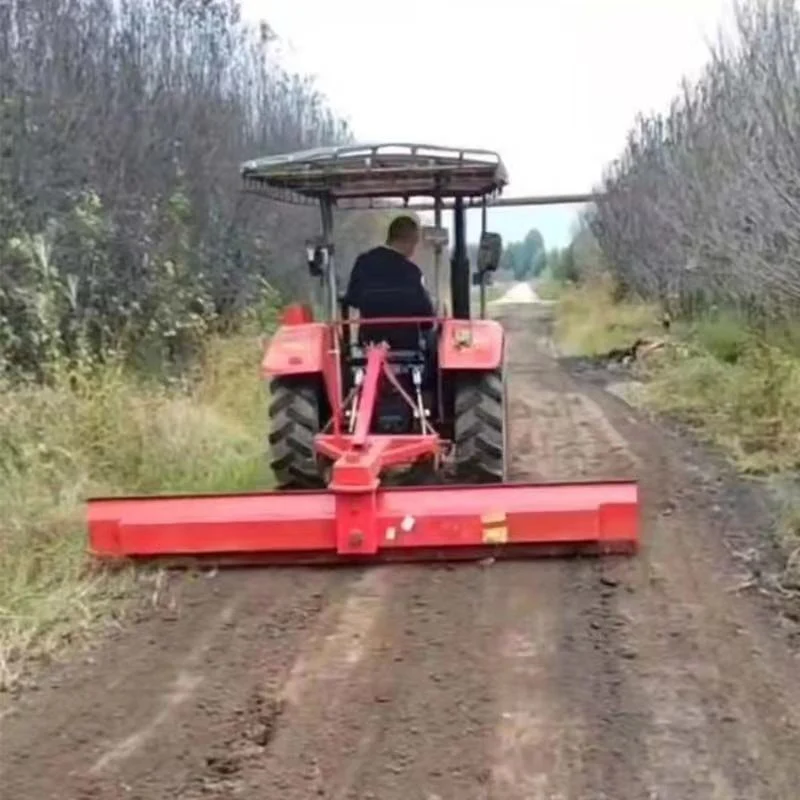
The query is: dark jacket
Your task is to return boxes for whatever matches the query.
[344,245,434,350]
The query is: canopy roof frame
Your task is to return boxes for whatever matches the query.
[240,142,509,207]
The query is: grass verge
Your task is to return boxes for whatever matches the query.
[551,279,800,580]
[553,276,662,356]
[0,335,269,690]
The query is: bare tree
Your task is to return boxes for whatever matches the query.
[589,0,800,324]
[0,0,353,375]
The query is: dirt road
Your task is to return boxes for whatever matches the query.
[3,303,800,800]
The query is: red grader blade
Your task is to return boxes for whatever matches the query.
[86,143,641,566]
[87,342,638,565]
[87,480,637,565]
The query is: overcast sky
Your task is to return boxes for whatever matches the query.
[241,0,735,245]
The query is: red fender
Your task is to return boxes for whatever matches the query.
[261,322,330,378]
[438,318,504,371]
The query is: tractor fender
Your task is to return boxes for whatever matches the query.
[261,322,330,378]
[438,318,504,371]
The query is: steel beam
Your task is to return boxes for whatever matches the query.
[87,480,638,565]
[407,193,603,211]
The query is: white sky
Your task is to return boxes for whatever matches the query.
[241,0,736,245]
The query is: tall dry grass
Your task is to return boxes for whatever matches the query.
[554,276,662,356]
[552,280,800,581]
[0,335,268,689]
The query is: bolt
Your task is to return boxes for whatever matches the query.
[349,530,363,547]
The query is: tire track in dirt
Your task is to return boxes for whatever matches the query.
[201,562,497,799]
[174,566,397,798]
[488,303,800,799]
[0,568,357,799]
[575,371,800,800]
[526,300,800,799]
[487,307,651,800]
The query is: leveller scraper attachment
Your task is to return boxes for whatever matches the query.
[87,481,637,565]
[85,142,640,566]
[87,341,638,565]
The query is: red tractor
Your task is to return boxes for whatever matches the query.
[86,143,638,565]
[259,144,509,491]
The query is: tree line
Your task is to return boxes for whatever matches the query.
[0,0,360,377]
[587,0,800,321]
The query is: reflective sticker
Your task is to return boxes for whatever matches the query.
[481,511,508,544]
[483,525,508,544]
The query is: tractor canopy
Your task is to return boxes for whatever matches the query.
[240,142,509,205]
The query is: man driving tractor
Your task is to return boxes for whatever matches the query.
[343,214,435,351]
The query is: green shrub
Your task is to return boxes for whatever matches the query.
[690,312,752,364]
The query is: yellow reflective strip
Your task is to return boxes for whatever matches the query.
[481,511,507,526]
[481,511,508,543]
[483,525,508,544]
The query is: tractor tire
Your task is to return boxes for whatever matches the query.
[267,377,325,490]
[454,368,508,484]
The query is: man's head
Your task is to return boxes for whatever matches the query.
[386,215,420,258]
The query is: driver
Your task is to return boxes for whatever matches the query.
[343,215,435,350]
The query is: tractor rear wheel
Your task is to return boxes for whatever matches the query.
[267,377,325,490]
[454,368,508,483]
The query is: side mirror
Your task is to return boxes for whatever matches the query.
[421,225,449,248]
[472,271,494,287]
[477,231,502,272]
[305,237,330,277]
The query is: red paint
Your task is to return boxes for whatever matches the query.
[438,318,504,371]
[261,322,329,378]
[87,480,638,564]
[280,303,314,325]
[263,316,504,382]
[352,344,387,447]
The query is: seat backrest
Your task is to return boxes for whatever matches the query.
[355,286,425,351]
